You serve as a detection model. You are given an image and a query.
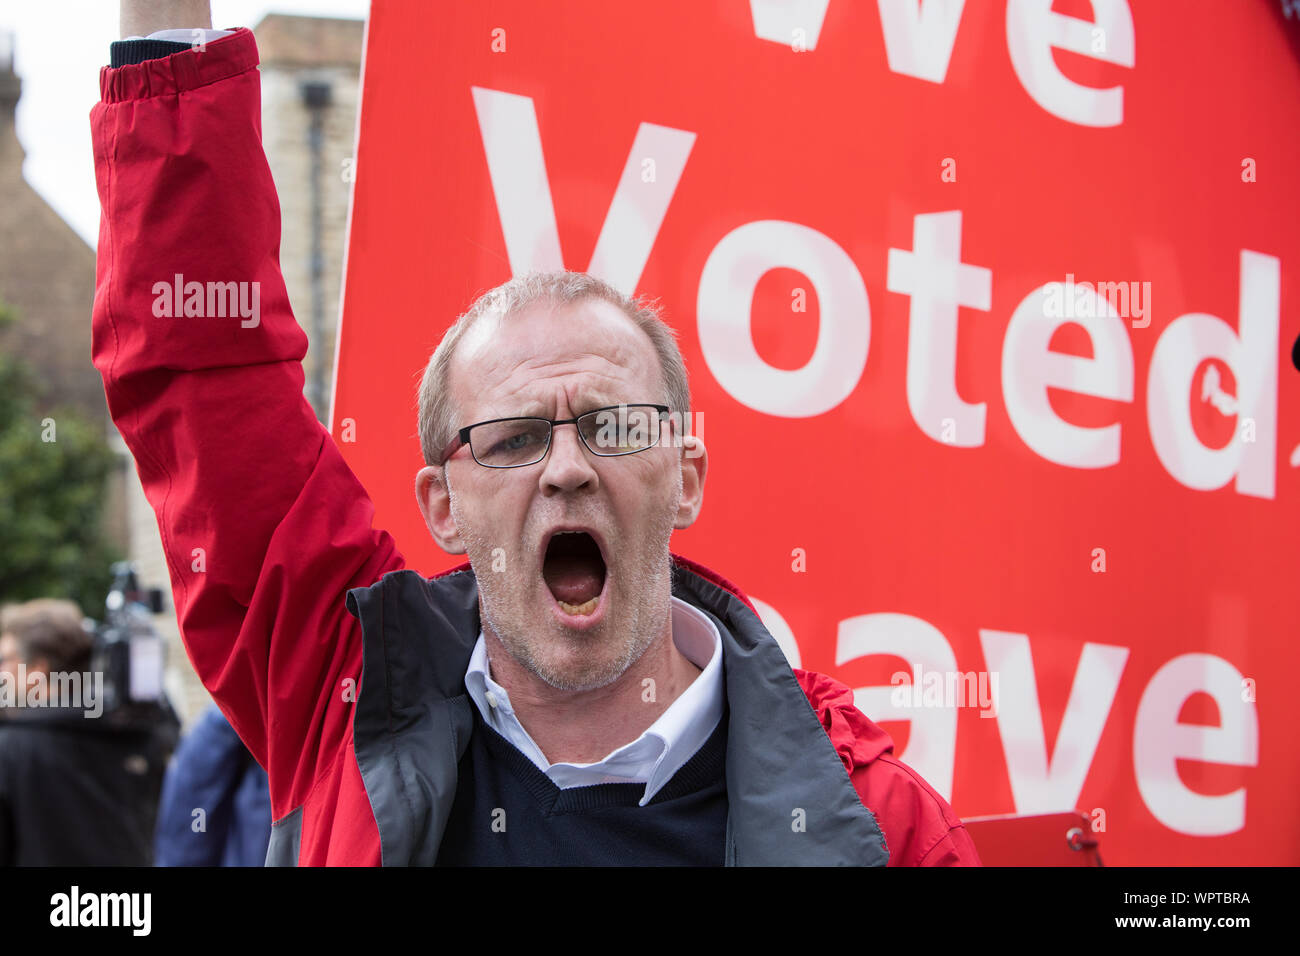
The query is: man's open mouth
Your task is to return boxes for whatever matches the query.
[541,530,608,617]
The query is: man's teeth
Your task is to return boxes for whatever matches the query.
[557,596,599,616]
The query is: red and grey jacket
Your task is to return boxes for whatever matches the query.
[90,27,980,867]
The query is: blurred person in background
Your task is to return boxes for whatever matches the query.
[154,702,271,866]
[0,598,169,865]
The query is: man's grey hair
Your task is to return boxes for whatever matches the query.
[418,271,691,466]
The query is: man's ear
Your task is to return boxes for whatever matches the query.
[416,465,467,554]
[673,434,708,529]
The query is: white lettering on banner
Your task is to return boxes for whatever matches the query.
[447,28,1276,850]
[1134,654,1259,837]
[1148,250,1279,500]
[469,86,696,294]
[697,220,871,418]
[1003,281,1134,468]
[749,0,1133,126]
[877,0,967,84]
[470,87,1283,499]
[836,613,959,801]
[749,0,833,51]
[696,209,1277,497]
[1006,0,1136,127]
[886,210,992,447]
[587,124,698,295]
[467,85,1279,502]
[979,630,1128,813]
[823,607,1254,834]
[750,596,802,668]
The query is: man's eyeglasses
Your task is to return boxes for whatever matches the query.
[439,404,671,468]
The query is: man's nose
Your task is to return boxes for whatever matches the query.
[539,422,598,494]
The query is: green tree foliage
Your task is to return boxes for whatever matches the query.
[0,302,120,613]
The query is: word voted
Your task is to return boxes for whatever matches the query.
[752,598,1257,839]
[471,86,1282,500]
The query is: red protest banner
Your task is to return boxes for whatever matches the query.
[333,0,1300,864]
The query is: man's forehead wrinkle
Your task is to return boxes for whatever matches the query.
[463,347,654,419]
[480,364,637,421]
[451,298,662,425]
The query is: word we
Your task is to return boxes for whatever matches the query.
[751,0,1136,127]
[151,273,260,328]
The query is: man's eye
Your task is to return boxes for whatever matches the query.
[495,431,537,452]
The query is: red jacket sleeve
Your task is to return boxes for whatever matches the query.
[852,753,983,866]
[796,669,982,866]
[90,28,403,822]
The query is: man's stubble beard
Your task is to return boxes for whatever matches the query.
[446,464,681,692]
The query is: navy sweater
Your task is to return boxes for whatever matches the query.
[436,703,729,866]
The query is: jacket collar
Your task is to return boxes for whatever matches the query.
[345,553,887,866]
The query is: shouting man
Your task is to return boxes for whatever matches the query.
[92,0,980,866]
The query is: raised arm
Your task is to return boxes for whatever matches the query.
[118,0,212,37]
[92,3,403,824]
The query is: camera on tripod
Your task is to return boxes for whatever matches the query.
[91,561,175,729]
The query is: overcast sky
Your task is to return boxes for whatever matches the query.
[0,0,368,248]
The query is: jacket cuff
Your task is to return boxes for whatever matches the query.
[99,27,259,103]
[109,39,194,68]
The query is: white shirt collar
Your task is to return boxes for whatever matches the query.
[464,595,723,807]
